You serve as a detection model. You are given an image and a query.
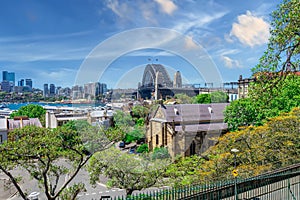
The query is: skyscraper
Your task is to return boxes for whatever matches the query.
[49,84,55,97]
[2,71,8,81]
[18,79,25,86]
[43,84,49,97]
[2,71,15,86]
[25,79,33,88]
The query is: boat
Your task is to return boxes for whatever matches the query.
[0,103,8,109]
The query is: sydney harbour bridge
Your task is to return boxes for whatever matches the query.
[138,64,200,100]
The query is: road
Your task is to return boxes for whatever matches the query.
[0,160,126,200]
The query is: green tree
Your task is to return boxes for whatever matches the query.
[163,108,300,185]
[10,104,46,126]
[87,147,170,196]
[193,91,228,104]
[193,93,211,104]
[252,0,300,75]
[225,75,300,131]
[174,93,192,104]
[136,144,149,153]
[0,125,114,200]
[210,91,228,103]
[224,98,261,131]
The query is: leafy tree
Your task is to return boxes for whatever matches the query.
[136,144,149,153]
[124,126,145,144]
[174,93,192,104]
[224,98,261,131]
[198,107,300,182]
[164,155,204,186]
[193,92,228,104]
[193,93,211,104]
[210,91,228,103]
[225,75,300,131]
[164,108,300,185]
[87,147,170,196]
[152,147,170,160]
[252,0,300,74]
[0,125,114,200]
[113,110,135,131]
[131,105,149,121]
[10,104,46,126]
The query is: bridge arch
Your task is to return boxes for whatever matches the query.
[141,64,172,88]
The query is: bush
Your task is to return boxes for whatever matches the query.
[136,144,149,153]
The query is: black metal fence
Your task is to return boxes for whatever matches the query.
[92,164,300,200]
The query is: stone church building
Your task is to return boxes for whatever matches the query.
[146,103,228,158]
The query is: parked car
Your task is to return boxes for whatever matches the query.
[119,141,125,148]
[128,147,136,154]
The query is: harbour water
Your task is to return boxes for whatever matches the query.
[4,102,105,110]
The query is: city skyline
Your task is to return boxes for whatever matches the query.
[0,0,282,89]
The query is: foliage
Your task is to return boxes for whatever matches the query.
[0,125,114,200]
[168,108,300,185]
[193,92,228,104]
[10,104,46,126]
[113,110,135,135]
[174,93,193,104]
[136,144,149,153]
[192,93,211,104]
[87,147,170,195]
[224,98,262,131]
[252,0,300,74]
[59,183,86,200]
[164,155,204,187]
[131,105,149,121]
[61,120,90,132]
[225,75,300,131]
[124,126,145,144]
[210,91,229,103]
[152,147,170,160]
[198,107,300,181]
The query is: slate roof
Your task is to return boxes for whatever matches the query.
[150,103,229,133]
[153,103,228,123]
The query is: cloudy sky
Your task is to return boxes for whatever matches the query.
[0,0,281,89]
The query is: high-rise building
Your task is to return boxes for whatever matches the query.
[7,72,15,86]
[2,71,8,81]
[25,79,33,88]
[18,79,25,86]
[43,84,49,97]
[2,71,15,87]
[49,84,55,97]
[1,81,10,92]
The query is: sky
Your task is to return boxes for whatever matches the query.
[0,0,282,89]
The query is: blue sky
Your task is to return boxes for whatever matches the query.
[0,0,282,89]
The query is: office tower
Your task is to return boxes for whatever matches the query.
[43,84,49,97]
[25,79,33,88]
[7,72,15,86]
[1,81,10,92]
[2,71,15,87]
[49,84,55,97]
[18,79,25,86]
[2,71,8,81]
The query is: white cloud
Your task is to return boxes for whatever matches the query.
[218,49,243,69]
[221,55,242,69]
[229,11,270,47]
[106,0,129,18]
[184,37,198,50]
[173,11,228,34]
[154,0,177,15]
